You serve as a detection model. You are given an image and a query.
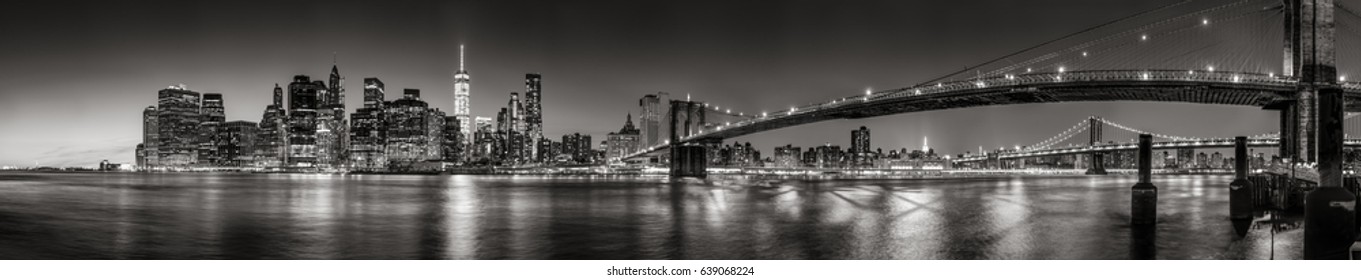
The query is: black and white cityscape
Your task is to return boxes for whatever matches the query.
[2,0,1360,261]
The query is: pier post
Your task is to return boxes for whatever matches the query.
[1129,134,1157,259]
[1131,134,1157,226]
[1230,136,1253,220]
[1304,85,1357,259]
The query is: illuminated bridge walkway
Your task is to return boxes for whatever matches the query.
[619,0,1361,177]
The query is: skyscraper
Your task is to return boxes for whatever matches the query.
[221,120,258,167]
[198,93,225,165]
[317,64,348,168]
[500,92,527,164]
[350,78,387,171]
[363,77,385,108]
[453,45,473,149]
[157,85,201,166]
[141,105,158,167]
[524,73,543,161]
[638,92,669,148]
[385,89,430,169]
[255,84,287,167]
[425,109,446,161]
[442,116,464,162]
[851,126,870,166]
[287,75,321,166]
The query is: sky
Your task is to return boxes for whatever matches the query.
[0,0,1311,167]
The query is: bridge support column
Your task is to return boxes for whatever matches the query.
[1278,102,1299,160]
[1304,86,1356,259]
[1130,134,1157,259]
[1085,116,1107,175]
[1086,153,1107,175]
[1229,136,1253,222]
[671,145,707,178]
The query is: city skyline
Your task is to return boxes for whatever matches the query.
[0,0,1285,167]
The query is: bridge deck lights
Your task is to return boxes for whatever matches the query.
[1206,66,1214,72]
[1232,75,1241,83]
[1141,72,1150,80]
[1058,66,1066,73]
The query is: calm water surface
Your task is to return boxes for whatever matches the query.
[0,172,1301,259]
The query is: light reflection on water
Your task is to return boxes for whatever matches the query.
[0,172,1301,259]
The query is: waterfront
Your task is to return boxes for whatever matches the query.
[0,172,1300,259]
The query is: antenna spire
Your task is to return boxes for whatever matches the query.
[459,45,465,71]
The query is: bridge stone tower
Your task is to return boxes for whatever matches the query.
[669,100,708,178]
[1277,0,1357,260]
[1278,0,1338,163]
[1085,116,1108,175]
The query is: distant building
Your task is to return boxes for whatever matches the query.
[255,84,287,167]
[135,144,146,167]
[850,126,870,166]
[286,76,321,166]
[562,133,592,164]
[774,144,802,168]
[386,89,430,167]
[221,120,259,167]
[425,109,446,161]
[141,106,158,166]
[157,85,201,166]
[198,93,226,165]
[442,116,464,162]
[605,114,641,163]
[350,78,387,171]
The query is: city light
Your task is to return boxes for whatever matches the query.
[1206,65,1214,72]
[1081,51,1088,57]
[1140,34,1147,41]
[1202,18,1209,25]
[865,88,872,95]
[1058,66,1066,73]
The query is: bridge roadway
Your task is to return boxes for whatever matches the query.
[952,138,1361,163]
[623,70,1361,160]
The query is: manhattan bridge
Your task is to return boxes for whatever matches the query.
[621,0,1361,180]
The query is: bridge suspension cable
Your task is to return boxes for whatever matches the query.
[921,0,1285,86]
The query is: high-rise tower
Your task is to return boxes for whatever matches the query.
[156,85,201,166]
[524,73,543,161]
[287,75,321,166]
[453,45,473,148]
[198,93,226,165]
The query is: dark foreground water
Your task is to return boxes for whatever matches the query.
[0,172,1302,259]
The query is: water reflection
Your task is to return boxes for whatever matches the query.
[0,173,1305,259]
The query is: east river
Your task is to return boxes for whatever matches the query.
[0,172,1301,259]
